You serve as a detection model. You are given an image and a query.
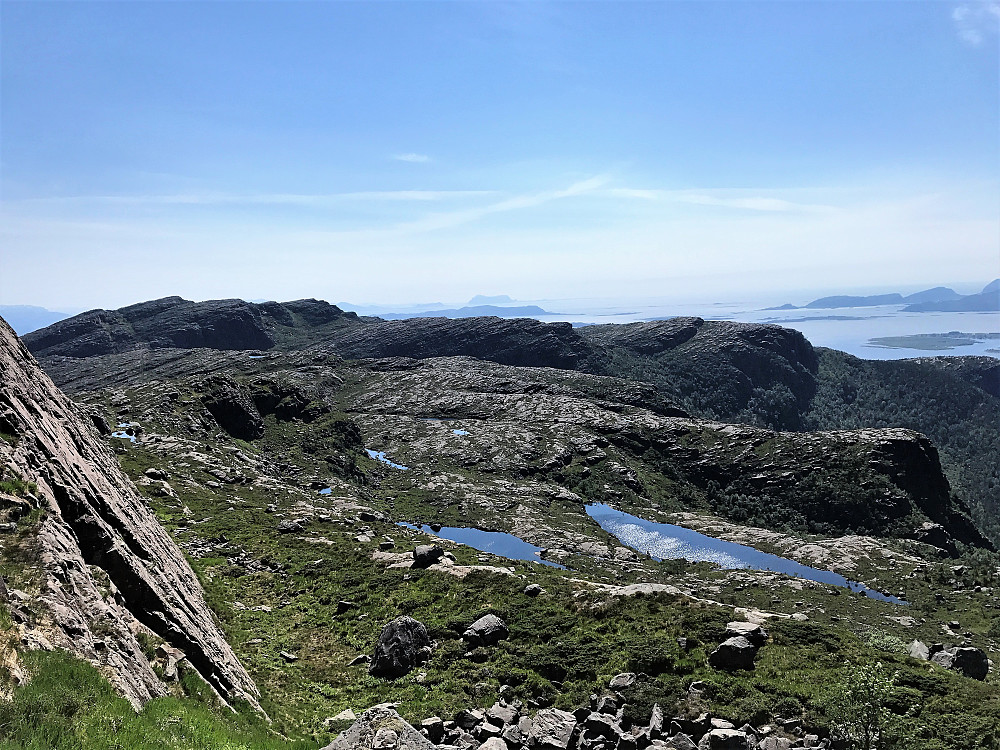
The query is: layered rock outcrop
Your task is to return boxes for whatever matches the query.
[23,297,591,370]
[22,296,276,357]
[0,316,259,709]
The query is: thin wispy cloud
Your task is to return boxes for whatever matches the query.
[953,1,1000,45]
[393,153,432,163]
[10,190,493,207]
[606,188,836,213]
[394,175,611,233]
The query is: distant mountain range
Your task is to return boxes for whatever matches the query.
[771,280,999,312]
[0,304,72,335]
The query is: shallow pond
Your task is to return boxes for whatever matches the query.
[365,449,409,471]
[586,504,905,604]
[399,523,565,569]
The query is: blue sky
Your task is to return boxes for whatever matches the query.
[2,0,998,310]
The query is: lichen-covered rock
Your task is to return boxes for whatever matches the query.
[0,316,259,710]
[708,636,757,671]
[530,707,577,749]
[462,614,510,648]
[369,616,433,678]
[322,704,435,750]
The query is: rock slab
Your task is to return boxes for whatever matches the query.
[0,315,259,710]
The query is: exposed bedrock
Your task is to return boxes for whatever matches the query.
[0,315,259,710]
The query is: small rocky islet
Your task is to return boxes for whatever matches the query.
[1,297,999,749]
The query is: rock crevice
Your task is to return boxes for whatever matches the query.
[0,315,259,710]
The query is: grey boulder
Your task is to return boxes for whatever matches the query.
[724,621,768,648]
[708,636,757,671]
[697,728,751,749]
[463,614,510,648]
[609,672,637,689]
[413,544,445,568]
[369,616,433,678]
[530,707,577,749]
[322,704,434,749]
[931,645,990,680]
[663,734,699,750]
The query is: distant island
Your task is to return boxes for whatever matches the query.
[467,294,516,305]
[378,304,549,320]
[903,279,1000,312]
[773,281,998,312]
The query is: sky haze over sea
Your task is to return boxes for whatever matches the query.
[1,1,998,310]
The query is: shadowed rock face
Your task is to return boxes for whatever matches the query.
[582,319,819,424]
[200,375,265,441]
[23,297,275,357]
[325,316,593,370]
[0,316,259,710]
[24,298,591,370]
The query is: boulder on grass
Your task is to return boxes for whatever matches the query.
[413,544,444,568]
[708,636,757,671]
[462,614,509,648]
[724,621,768,648]
[369,616,432,679]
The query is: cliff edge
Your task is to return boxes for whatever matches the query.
[0,315,259,710]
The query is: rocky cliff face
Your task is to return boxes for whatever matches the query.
[581,319,819,427]
[21,296,360,359]
[325,316,592,370]
[0,316,258,709]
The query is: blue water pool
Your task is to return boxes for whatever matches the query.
[586,504,905,604]
[365,449,409,470]
[399,523,565,569]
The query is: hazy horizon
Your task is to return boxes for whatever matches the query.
[2,2,998,310]
[2,275,997,321]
